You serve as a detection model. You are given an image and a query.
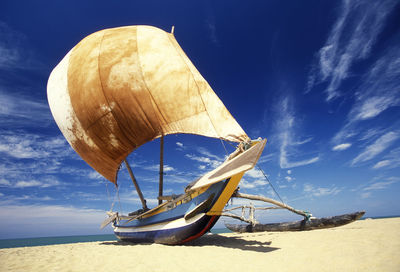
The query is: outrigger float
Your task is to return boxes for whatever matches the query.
[48,25,364,244]
[222,190,365,232]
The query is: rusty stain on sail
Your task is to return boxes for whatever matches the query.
[47,25,249,183]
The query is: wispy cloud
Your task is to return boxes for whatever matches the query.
[303,183,342,197]
[204,7,219,45]
[176,142,183,148]
[244,168,264,179]
[371,147,400,169]
[0,204,108,238]
[185,153,222,169]
[353,176,398,198]
[351,131,399,165]
[307,0,397,100]
[276,96,319,169]
[0,177,62,188]
[239,178,268,189]
[0,21,51,129]
[0,132,69,159]
[363,180,397,191]
[0,91,53,128]
[143,164,175,172]
[0,21,44,70]
[331,41,400,147]
[332,143,351,151]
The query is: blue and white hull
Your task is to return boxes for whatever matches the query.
[113,180,227,244]
[111,139,266,244]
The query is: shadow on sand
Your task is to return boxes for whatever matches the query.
[100,234,278,253]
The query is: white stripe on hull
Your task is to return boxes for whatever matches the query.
[113,213,205,233]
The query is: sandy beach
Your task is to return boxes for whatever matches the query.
[0,217,399,272]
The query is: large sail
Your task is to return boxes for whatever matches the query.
[47,25,249,183]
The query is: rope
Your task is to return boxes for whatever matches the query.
[105,182,112,208]
[116,183,123,215]
[256,165,285,204]
[219,138,229,157]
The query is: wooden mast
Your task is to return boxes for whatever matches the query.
[158,135,164,205]
[124,159,148,210]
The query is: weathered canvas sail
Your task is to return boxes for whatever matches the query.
[47,25,248,183]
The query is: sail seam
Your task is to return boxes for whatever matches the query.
[66,47,117,184]
[136,27,168,136]
[166,33,221,140]
[95,29,134,181]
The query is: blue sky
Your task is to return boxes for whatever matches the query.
[0,0,399,239]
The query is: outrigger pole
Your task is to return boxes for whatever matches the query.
[124,159,148,210]
[231,190,309,218]
[158,135,164,205]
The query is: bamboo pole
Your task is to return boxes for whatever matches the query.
[158,135,164,205]
[124,159,148,210]
[232,191,309,218]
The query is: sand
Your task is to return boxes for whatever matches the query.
[0,218,399,272]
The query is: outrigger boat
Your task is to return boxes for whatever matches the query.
[47,25,266,244]
[47,25,363,244]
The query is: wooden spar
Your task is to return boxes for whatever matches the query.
[158,135,164,205]
[232,191,309,218]
[220,212,254,224]
[124,159,148,210]
[223,206,281,213]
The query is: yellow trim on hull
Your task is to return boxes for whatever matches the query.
[206,171,245,215]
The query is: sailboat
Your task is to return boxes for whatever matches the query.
[47,25,266,244]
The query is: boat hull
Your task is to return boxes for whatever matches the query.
[112,175,240,244]
[225,211,366,233]
[111,139,267,244]
[114,213,219,244]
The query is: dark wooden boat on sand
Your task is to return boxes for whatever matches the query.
[225,211,365,233]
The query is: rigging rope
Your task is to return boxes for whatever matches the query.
[105,182,112,208]
[219,138,229,157]
[256,165,285,204]
[116,183,123,215]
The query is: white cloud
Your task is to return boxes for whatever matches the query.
[1,177,62,188]
[285,176,293,182]
[363,180,397,191]
[360,192,371,199]
[372,160,391,169]
[332,143,351,151]
[276,96,319,169]
[0,178,11,186]
[239,178,268,189]
[176,142,183,148]
[0,21,45,71]
[244,168,264,179]
[88,171,102,180]
[0,204,108,238]
[332,43,400,145]
[0,132,69,159]
[185,153,222,169]
[307,0,397,100]
[371,147,400,170]
[144,164,175,172]
[352,96,398,121]
[287,170,292,175]
[303,183,342,197]
[196,147,223,161]
[353,177,399,198]
[0,91,53,127]
[352,131,399,165]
